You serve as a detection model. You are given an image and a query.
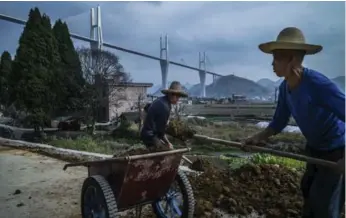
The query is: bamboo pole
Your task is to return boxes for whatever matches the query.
[193,134,339,169]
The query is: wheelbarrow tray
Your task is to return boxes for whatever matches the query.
[64,148,190,211]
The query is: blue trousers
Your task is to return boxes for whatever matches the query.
[301,147,345,218]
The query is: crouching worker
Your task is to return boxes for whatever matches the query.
[140,81,188,152]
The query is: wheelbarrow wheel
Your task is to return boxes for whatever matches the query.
[152,170,195,218]
[81,175,119,218]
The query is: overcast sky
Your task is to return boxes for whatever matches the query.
[0,1,344,85]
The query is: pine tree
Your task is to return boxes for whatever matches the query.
[12,7,60,131]
[40,13,61,113]
[11,7,43,109]
[52,19,84,113]
[0,51,12,108]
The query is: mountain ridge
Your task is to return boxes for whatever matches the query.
[256,76,345,91]
[148,81,193,94]
[188,74,271,98]
[147,75,344,98]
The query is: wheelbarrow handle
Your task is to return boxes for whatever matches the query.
[182,155,193,165]
[193,134,339,169]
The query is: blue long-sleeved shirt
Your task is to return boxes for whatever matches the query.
[269,68,345,151]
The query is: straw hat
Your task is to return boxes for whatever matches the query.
[259,27,323,55]
[161,81,188,98]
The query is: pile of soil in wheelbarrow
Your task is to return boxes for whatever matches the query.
[166,118,196,141]
[190,158,216,172]
[112,145,173,158]
[189,162,304,218]
[113,147,151,157]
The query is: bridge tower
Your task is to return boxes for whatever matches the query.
[160,34,169,90]
[90,5,103,50]
[212,75,217,83]
[198,52,207,98]
[212,74,219,88]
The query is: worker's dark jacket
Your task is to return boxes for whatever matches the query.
[140,96,171,147]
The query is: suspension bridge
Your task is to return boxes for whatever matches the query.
[0,5,223,97]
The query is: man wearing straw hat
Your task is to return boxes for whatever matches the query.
[141,81,188,151]
[244,27,345,217]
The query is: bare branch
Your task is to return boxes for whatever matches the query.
[77,47,131,84]
[77,47,132,124]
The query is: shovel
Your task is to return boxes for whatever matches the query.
[193,134,339,169]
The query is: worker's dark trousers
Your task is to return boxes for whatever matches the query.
[301,146,345,218]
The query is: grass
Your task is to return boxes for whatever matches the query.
[220,153,305,171]
[191,119,305,148]
[45,117,307,171]
[250,153,305,170]
[220,155,252,169]
[47,135,142,155]
[47,134,305,171]
[185,104,276,118]
[46,136,305,172]
[46,118,306,155]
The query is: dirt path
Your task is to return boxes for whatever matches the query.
[0,145,86,218]
[0,145,261,218]
[0,144,190,218]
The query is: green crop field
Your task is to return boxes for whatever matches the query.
[185,103,276,117]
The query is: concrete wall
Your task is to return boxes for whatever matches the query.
[94,75,152,121]
[108,86,149,120]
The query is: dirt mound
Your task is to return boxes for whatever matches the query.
[112,145,172,158]
[113,147,150,157]
[189,163,303,218]
[166,119,196,141]
[190,158,216,172]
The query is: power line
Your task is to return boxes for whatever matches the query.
[0,12,223,77]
